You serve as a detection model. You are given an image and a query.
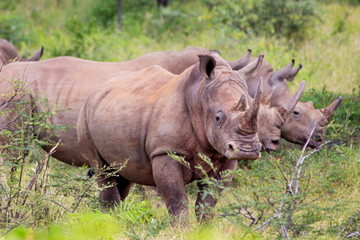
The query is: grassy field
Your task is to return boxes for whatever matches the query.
[0,0,359,239]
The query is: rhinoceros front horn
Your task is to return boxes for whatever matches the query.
[229,49,251,70]
[320,96,343,121]
[285,81,306,113]
[241,77,262,133]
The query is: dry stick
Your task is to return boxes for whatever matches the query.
[345,231,360,238]
[20,140,61,206]
[50,199,72,213]
[71,178,97,213]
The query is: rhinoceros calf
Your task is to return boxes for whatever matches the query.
[0,39,43,65]
[77,52,263,217]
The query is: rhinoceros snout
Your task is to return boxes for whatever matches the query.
[263,138,280,153]
[224,141,262,160]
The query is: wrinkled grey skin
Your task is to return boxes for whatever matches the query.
[0,39,43,65]
[77,52,264,217]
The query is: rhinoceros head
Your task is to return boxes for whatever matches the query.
[281,96,342,148]
[258,81,306,152]
[194,52,264,160]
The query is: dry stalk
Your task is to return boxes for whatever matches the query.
[19,140,61,207]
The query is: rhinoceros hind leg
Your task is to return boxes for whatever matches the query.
[98,174,121,208]
[116,175,133,201]
[152,155,189,217]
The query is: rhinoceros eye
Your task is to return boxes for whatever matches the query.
[215,110,225,126]
[293,110,300,115]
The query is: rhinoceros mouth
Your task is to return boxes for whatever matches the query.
[224,140,262,160]
[308,138,322,148]
[307,131,324,148]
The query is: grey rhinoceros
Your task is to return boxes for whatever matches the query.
[77,51,263,217]
[0,39,43,65]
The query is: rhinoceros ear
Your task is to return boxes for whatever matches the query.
[27,46,44,61]
[228,49,251,71]
[199,55,216,79]
[269,59,294,85]
[239,54,264,79]
[288,63,302,82]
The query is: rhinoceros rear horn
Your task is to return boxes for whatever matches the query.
[288,63,302,82]
[234,93,247,111]
[240,54,264,78]
[27,46,44,61]
[243,77,262,131]
[286,81,306,113]
[229,49,251,70]
[199,55,216,79]
[269,59,294,85]
[320,96,343,118]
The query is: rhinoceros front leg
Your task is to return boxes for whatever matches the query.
[152,155,189,216]
[195,159,237,220]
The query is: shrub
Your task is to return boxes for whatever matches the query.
[206,0,318,39]
[0,80,96,232]
[0,13,35,45]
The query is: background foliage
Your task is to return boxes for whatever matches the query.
[0,0,359,239]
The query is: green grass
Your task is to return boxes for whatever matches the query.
[0,0,359,239]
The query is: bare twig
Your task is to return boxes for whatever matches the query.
[20,140,61,206]
[50,199,72,213]
[345,231,360,238]
[72,178,96,213]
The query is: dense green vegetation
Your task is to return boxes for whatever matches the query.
[0,0,359,239]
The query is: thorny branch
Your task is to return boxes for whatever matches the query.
[252,122,342,239]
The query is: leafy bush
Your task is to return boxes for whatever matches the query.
[89,0,118,28]
[0,80,97,232]
[0,13,35,45]
[207,0,318,39]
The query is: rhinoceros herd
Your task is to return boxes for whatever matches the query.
[0,40,342,219]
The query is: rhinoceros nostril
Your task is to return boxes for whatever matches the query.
[271,139,280,145]
[228,144,234,151]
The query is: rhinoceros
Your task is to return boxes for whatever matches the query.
[245,59,342,147]
[76,52,263,216]
[0,39,43,65]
